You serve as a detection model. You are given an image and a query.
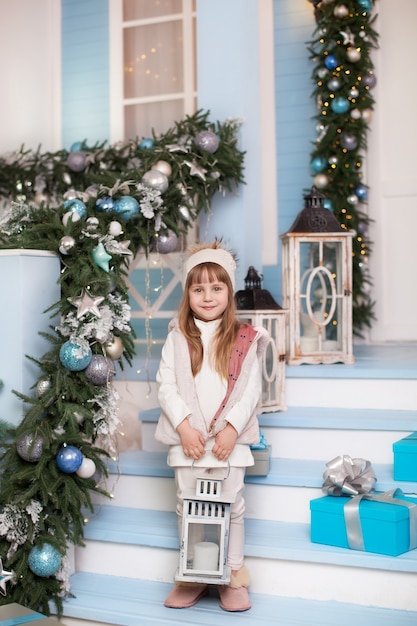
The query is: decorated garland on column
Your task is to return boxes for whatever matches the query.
[0,110,244,614]
[307,0,378,335]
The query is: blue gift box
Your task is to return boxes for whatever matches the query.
[393,432,417,481]
[310,492,417,556]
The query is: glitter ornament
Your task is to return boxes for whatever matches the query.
[36,377,51,397]
[59,236,76,255]
[113,196,140,221]
[76,457,97,479]
[152,230,178,253]
[56,445,84,473]
[28,543,61,577]
[84,355,115,385]
[59,340,92,371]
[96,196,115,212]
[16,433,44,462]
[142,170,169,194]
[151,160,172,177]
[66,151,86,172]
[63,198,87,219]
[194,130,220,153]
[104,336,124,360]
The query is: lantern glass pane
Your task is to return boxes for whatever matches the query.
[299,241,343,351]
[185,521,221,573]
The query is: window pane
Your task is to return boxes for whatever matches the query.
[124,22,183,99]
[123,0,183,21]
[125,100,185,139]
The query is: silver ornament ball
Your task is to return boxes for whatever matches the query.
[59,236,76,255]
[142,170,169,193]
[152,230,178,254]
[151,160,172,177]
[16,433,44,463]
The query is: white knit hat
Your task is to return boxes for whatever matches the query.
[183,247,237,289]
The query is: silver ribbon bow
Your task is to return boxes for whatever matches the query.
[344,488,417,551]
[322,455,377,497]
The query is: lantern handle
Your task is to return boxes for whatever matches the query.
[191,456,230,481]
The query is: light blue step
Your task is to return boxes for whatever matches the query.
[62,572,417,626]
[82,505,417,574]
[108,449,417,494]
[140,405,417,432]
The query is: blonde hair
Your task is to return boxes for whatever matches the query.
[178,242,240,379]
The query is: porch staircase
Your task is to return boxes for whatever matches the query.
[60,344,417,626]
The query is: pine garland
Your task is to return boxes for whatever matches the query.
[0,110,245,614]
[307,0,379,335]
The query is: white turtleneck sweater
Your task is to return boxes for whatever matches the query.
[156,317,261,467]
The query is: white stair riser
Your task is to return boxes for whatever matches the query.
[75,541,417,612]
[261,427,405,464]
[93,475,322,523]
[286,378,417,411]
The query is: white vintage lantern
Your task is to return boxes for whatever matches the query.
[235,267,287,411]
[280,187,355,365]
[175,472,235,586]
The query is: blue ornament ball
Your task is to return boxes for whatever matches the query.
[331,97,350,114]
[59,341,92,371]
[96,196,115,212]
[113,196,140,221]
[70,141,83,152]
[67,151,86,172]
[194,130,220,153]
[63,198,87,219]
[28,543,61,577]
[56,445,84,473]
[355,184,368,200]
[324,55,338,70]
[357,0,373,11]
[310,156,327,173]
[323,198,333,211]
[139,137,155,150]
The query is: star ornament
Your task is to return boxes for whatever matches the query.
[68,290,105,319]
[184,160,207,181]
[92,242,112,272]
[0,558,15,596]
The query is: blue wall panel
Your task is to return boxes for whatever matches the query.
[263,0,316,301]
[62,0,110,149]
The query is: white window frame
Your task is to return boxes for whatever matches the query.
[108,0,196,143]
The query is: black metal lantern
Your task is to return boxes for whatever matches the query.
[235,267,287,411]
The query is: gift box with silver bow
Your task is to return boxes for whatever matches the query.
[393,432,417,481]
[309,455,417,556]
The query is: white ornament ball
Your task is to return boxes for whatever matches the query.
[314,173,329,190]
[351,108,361,120]
[76,457,97,479]
[333,4,349,18]
[362,108,373,123]
[347,48,361,63]
[151,160,172,177]
[142,170,169,194]
[62,211,81,226]
[108,221,123,237]
[347,194,359,205]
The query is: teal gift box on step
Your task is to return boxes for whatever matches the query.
[393,433,417,481]
[0,603,62,625]
[310,491,417,556]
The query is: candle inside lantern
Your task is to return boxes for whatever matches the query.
[193,541,219,571]
[299,336,319,352]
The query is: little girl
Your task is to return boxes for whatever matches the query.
[155,240,269,612]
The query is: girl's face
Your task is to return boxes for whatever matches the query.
[188,269,229,322]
